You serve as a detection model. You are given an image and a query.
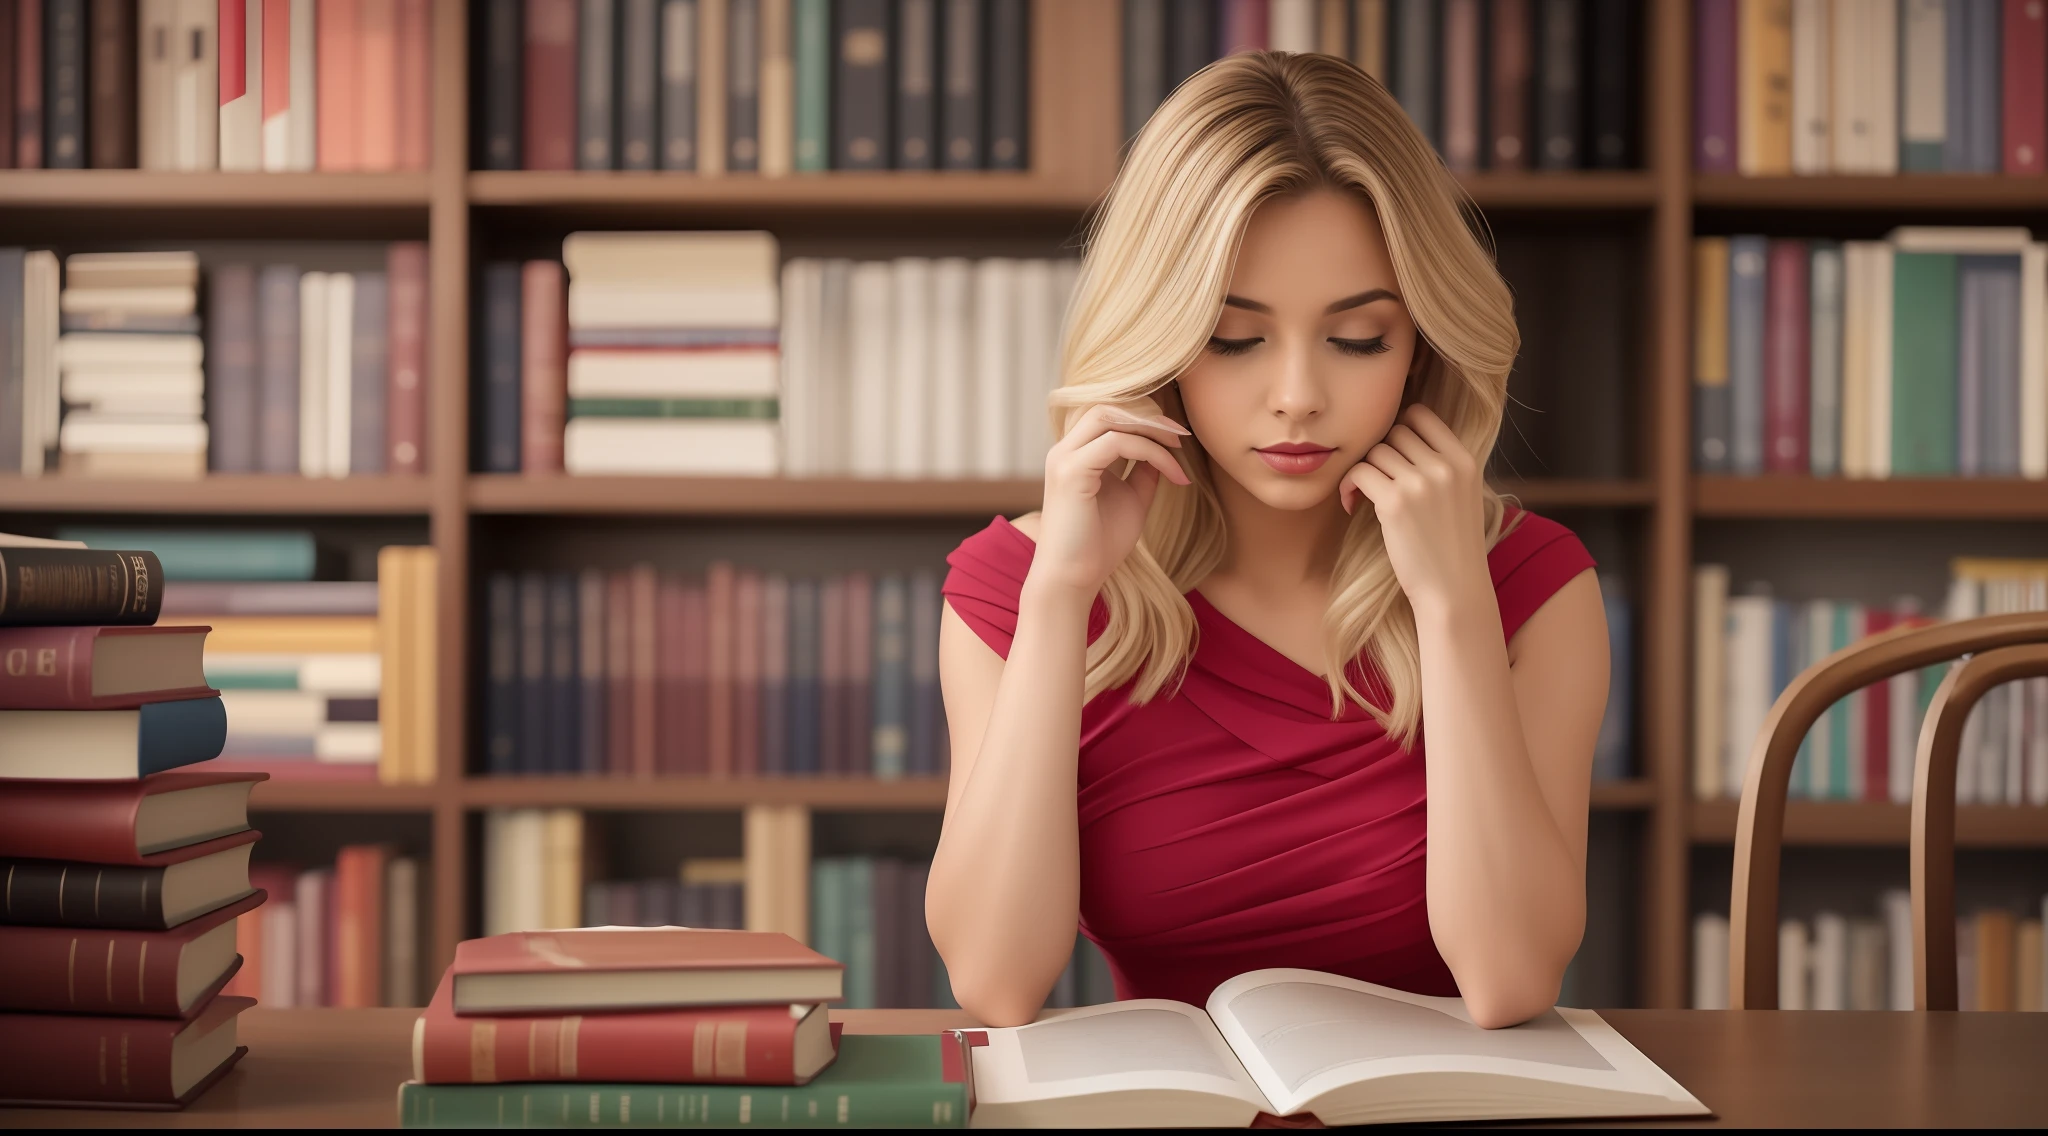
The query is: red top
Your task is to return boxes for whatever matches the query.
[940,506,1597,1006]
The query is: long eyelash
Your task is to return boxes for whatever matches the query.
[1331,337,1390,357]
[1207,336,1260,356]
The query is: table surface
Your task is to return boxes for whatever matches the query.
[4,1008,2045,1128]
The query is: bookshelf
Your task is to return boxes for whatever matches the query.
[3,0,2045,1012]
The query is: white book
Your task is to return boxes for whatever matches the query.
[62,251,202,290]
[1724,593,1775,799]
[58,418,210,453]
[1811,912,1848,1010]
[1887,596,1921,804]
[385,856,419,1007]
[1861,0,1898,173]
[219,0,262,170]
[1881,888,1913,1010]
[1012,259,1058,479]
[2020,242,2046,479]
[204,651,383,695]
[562,230,780,288]
[1691,912,1730,1009]
[298,272,329,477]
[971,258,1017,478]
[929,257,974,479]
[1839,242,1869,477]
[23,251,59,476]
[513,810,547,933]
[890,258,934,478]
[816,259,854,474]
[1846,918,1888,1011]
[565,284,781,331]
[139,0,177,169]
[566,348,780,398]
[563,418,780,475]
[295,868,329,1006]
[1898,0,1946,167]
[324,272,354,478]
[261,0,291,169]
[966,970,1706,1129]
[1268,0,1315,51]
[260,898,298,1008]
[60,287,199,317]
[777,259,819,476]
[847,260,895,477]
[1692,564,1731,801]
[1803,599,1834,798]
[289,0,317,169]
[1789,0,1829,174]
[220,689,328,734]
[173,0,219,170]
[314,722,382,762]
[55,334,205,367]
[1778,919,1809,1010]
[1867,243,1893,477]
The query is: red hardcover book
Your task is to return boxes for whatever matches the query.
[655,575,688,775]
[519,259,567,471]
[735,569,762,777]
[1863,608,1896,802]
[707,561,736,777]
[605,570,632,777]
[316,0,359,169]
[681,579,710,775]
[386,241,428,473]
[15,0,40,168]
[522,0,576,169]
[413,974,839,1085]
[395,0,430,170]
[0,3,15,168]
[630,563,658,779]
[0,994,253,1108]
[450,928,843,1013]
[1762,239,1810,474]
[846,572,873,776]
[356,0,396,168]
[0,769,263,863]
[1221,0,1268,52]
[333,844,387,1008]
[1487,0,1531,169]
[0,891,260,1017]
[0,624,212,710]
[2004,0,2046,175]
[820,575,845,774]
[1441,0,1482,172]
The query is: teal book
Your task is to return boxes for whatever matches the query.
[58,529,318,582]
[396,1034,970,1128]
[792,0,831,171]
[811,857,847,995]
[1889,252,1959,476]
[844,857,876,1009]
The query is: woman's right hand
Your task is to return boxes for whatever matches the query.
[1027,399,1193,598]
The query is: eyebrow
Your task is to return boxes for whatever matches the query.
[1222,288,1402,315]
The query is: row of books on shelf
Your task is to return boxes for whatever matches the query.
[485,563,950,778]
[1124,0,1640,172]
[1694,0,2046,177]
[0,0,432,173]
[481,0,1028,174]
[1692,228,2048,480]
[224,848,423,1009]
[1691,892,2048,1012]
[1691,558,2048,804]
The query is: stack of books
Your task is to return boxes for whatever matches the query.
[0,531,260,1109]
[55,252,208,479]
[227,849,423,1009]
[396,928,972,1129]
[1692,228,2047,479]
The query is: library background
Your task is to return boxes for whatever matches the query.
[1,0,2045,1019]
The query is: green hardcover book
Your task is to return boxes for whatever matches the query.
[397,1034,971,1128]
[568,397,781,419]
[1889,251,1959,476]
[57,528,319,581]
[844,857,876,1009]
[1826,602,1853,799]
[793,0,831,171]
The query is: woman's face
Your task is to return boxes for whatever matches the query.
[1173,186,1419,512]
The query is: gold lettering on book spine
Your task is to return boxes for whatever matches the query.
[470,1020,498,1083]
[714,1021,748,1078]
[692,1022,716,1079]
[135,941,146,1007]
[560,1016,580,1078]
[11,560,136,619]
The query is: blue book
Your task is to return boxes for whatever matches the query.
[1944,0,1971,171]
[486,573,520,776]
[1965,0,2002,172]
[872,574,909,779]
[1958,255,2022,476]
[0,696,227,780]
[1591,577,1632,782]
[549,573,581,776]
[791,577,821,775]
[480,263,523,473]
[59,529,316,581]
[1726,236,1768,475]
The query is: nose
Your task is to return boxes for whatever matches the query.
[1267,336,1325,421]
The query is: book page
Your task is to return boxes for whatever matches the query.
[967,1000,1273,1120]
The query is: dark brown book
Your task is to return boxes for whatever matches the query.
[681,578,709,775]
[1487,0,1531,170]
[0,830,261,931]
[734,568,760,776]
[451,928,843,1013]
[0,1,15,168]
[630,563,657,779]
[15,0,40,167]
[984,0,1026,169]
[0,769,260,863]
[88,0,135,167]
[518,259,566,472]
[706,561,735,776]
[522,0,576,169]
[605,570,632,777]
[46,0,85,167]
[655,574,688,775]
[0,891,259,1016]
[846,571,872,776]
[385,241,428,473]
[831,0,888,169]
[0,994,252,1108]
[0,546,165,626]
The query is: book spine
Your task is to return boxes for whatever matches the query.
[349,270,389,475]
[1486,0,1529,170]
[1439,0,1481,172]
[333,844,384,1006]
[482,0,522,168]
[790,576,818,773]
[1694,237,1732,472]
[760,573,788,774]
[707,561,735,776]
[659,0,699,169]
[1533,0,1578,168]
[549,573,580,777]
[833,0,888,169]
[895,0,935,168]
[1957,260,1986,476]
[1737,0,1792,175]
[519,260,566,472]
[907,570,938,776]
[217,0,258,168]
[985,0,1025,169]
[1965,0,1998,172]
[1121,0,1163,142]
[819,574,843,772]
[396,0,429,170]
[726,0,758,170]
[0,626,196,712]
[0,1008,197,1103]
[1585,0,1632,168]
[630,565,658,778]
[1166,0,1213,89]
[208,262,261,472]
[355,0,397,169]
[417,1004,808,1086]
[398,1077,965,1127]
[486,573,518,775]
[0,547,165,626]
[577,0,616,168]
[386,242,428,474]
[733,569,760,776]
[578,569,608,774]
[0,762,166,862]
[258,0,287,168]
[15,0,40,168]
[873,574,906,778]
[654,576,685,774]
[695,0,725,173]
[1694,0,1736,171]
[2005,0,2046,175]
[1807,242,1842,477]
[758,0,790,174]
[938,0,979,168]
[846,571,872,774]
[1890,251,1958,475]
[1727,235,1767,475]
[0,922,200,1016]
[680,580,708,774]
[90,0,137,166]
[44,0,86,167]
[619,0,658,169]
[0,860,171,930]
[481,262,522,473]
[1983,258,2022,476]
[518,572,549,773]
[792,0,826,169]
[524,0,576,169]
[1762,239,1809,474]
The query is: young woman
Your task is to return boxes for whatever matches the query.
[925,51,1610,1030]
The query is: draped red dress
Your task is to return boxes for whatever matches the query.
[939,505,1596,1006]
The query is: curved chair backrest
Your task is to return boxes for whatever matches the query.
[1727,610,2048,1009]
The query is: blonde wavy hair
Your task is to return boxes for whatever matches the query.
[1047,50,1522,745]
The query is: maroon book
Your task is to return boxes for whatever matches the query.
[1440,0,1482,172]
[1762,239,1810,475]
[14,0,39,168]
[707,562,736,778]
[1694,0,1736,173]
[0,624,213,710]
[0,994,253,1108]
[89,0,136,167]
[0,769,263,863]
[1863,608,1896,802]
[655,575,688,776]
[1487,0,1531,170]
[606,570,633,777]
[734,569,762,777]
[681,579,710,775]
[519,259,567,472]
[0,892,260,1016]
[386,241,429,473]
[522,0,576,169]
[2004,0,2046,176]
[630,564,658,779]
[0,1,15,168]
[450,928,842,1013]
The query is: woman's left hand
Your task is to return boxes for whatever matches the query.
[1339,404,1494,620]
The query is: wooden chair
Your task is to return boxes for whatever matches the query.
[1725,610,2048,1009]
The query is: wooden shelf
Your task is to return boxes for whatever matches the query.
[468,170,1096,215]
[460,777,951,810]
[248,781,439,811]
[469,475,1046,516]
[1689,800,2048,847]
[0,476,435,515]
[0,170,432,208]
[1590,779,1659,808]
[1694,476,2048,520]
[1693,174,2048,211]
[1455,171,1657,209]
[1496,478,1658,509]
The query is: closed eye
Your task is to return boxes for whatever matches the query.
[1207,336,1261,357]
[1331,337,1390,356]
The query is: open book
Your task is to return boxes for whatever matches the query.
[962,969,1709,1128]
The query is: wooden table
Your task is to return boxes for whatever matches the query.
[6,1009,2046,1128]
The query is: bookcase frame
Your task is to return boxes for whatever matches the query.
[2,0,2046,1009]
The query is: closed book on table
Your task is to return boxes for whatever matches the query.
[413,977,838,1085]
[398,1032,965,1129]
[0,545,165,626]
[0,695,227,780]
[0,890,260,1016]
[451,927,843,1013]
[0,769,261,863]
[0,624,210,710]
[0,829,259,931]
[0,994,252,1109]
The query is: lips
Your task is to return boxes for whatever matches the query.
[1255,443,1335,475]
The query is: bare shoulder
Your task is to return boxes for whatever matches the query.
[1008,511,1044,540]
